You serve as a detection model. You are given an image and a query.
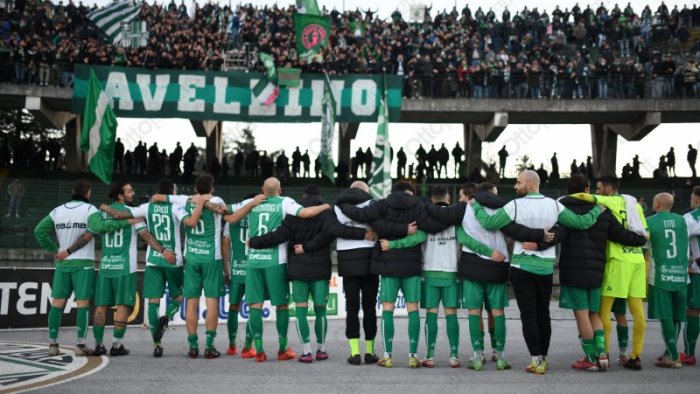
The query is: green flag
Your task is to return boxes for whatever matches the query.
[369,95,392,199]
[80,70,117,185]
[294,13,330,62]
[296,0,321,15]
[320,81,336,183]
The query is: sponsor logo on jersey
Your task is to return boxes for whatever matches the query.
[54,222,87,230]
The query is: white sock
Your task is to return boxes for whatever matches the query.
[531,355,540,364]
[384,352,391,358]
[302,343,312,355]
[317,343,325,352]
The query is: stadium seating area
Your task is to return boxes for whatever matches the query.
[1,1,699,98]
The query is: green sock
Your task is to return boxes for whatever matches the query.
[493,315,506,352]
[148,303,159,341]
[112,326,126,346]
[295,306,310,344]
[205,330,216,348]
[93,325,105,345]
[48,306,62,342]
[446,314,459,358]
[408,310,420,354]
[227,308,239,346]
[366,339,375,355]
[489,326,497,350]
[314,306,327,346]
[684,315,700,356]
[381,310,394,355]
[76,307,89,344]
[276,309,290,352]
[594,329,606,355]
[425,312,438,358]
[349,338,360,356]
[249,308,264,352]
[468,315,484,352]
[244,320,253,349]
[582,338,597,363]
[166,299,180,320]
[661,319,679,359]
[617,324,629,352]
[188,334,198,349]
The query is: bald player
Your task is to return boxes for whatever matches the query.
[245,177,332,362]
[647,193,699,368]
[470,170,601,374]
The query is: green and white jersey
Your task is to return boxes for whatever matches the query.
[683,208,700,274]
[130,202,189,267]
[49,201,99,263]
[169,194,225,264]
[647,211,689,291]
[99,203,144,277]
[247,195,303,269]
[223,202,249,283]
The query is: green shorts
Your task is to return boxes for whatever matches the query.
[51,267,95,301]
[292,279,329,305]
[94,273,137,307]
[559,285,601,312]
[380,275,421,304]
[611,298,627,315]
[421,277,460,309]
[462,279,508,310]
[689,274,700,309]
[144,266,184,299]
[601,261,646,299]
[183,259,224,299]
[648,285,687,322]
[228,281,246,305]
[245,264,289,306]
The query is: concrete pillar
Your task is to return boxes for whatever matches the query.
[590,124,618,178]
[337,122,359,178]
[205,121,223,166]
[463,124,482,178]
[64,116,84,172]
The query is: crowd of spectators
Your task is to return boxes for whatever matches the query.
[1,1,700,99]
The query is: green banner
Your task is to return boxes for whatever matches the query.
[72,65,403,122]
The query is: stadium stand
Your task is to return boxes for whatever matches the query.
[0,1,699,98]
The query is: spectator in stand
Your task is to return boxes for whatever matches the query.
[0,1,695,102]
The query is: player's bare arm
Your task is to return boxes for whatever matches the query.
[56,232,94,260]
[224,194,265,223]
[100,203,134,219]
[138,229,176,264]
[298,203,332,219]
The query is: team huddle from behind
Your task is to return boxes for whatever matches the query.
[34,172,700,373]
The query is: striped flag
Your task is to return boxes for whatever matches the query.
[369,95,392,199]
[80,70,118,185]
[253,52,279,106]
[88,1,141,45]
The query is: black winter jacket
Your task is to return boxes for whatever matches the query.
[550,197,647,289]
[248,195,366,281]
[424,192,548,283]
[333,188,408,277]
[340,192,450,277]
